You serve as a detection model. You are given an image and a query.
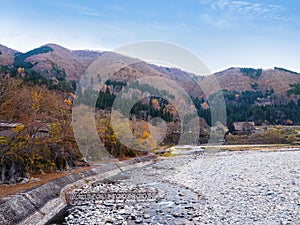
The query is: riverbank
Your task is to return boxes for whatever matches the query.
[2,144,298,202]
[0,155,157,225]
[203,144,300,151]
[167,144,300,155]
[0,166,91,202]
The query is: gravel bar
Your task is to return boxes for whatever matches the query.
[53,150,300,225]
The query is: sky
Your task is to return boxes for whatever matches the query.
[0,0,299,73]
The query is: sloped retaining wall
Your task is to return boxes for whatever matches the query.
[0,155,156,225]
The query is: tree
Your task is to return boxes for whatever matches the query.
[0,76,81,182]
[287,83,300,96]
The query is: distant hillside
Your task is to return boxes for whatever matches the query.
[3,44,103,81]
[0,43,300,101]
[151,65,205,97]
[201,67,300,100]
[201,67,255,96]
[25,44,103,80]
[72,49,104,70]
[258,68,300,97]
[0,44,18,66]
[112,61,169,82]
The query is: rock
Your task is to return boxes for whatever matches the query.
[118,209,127,214]
[68,214,74,220]
[143,214,151,219]
[135,218,143,223]
[172,212,184,218]
[130,213,137,220]
[156,209,163,213]
[266,191,275,196]
[105,218,114,224]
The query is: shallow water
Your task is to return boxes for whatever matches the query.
[45,206,71,225]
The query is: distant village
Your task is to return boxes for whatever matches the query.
[2,120,300,147]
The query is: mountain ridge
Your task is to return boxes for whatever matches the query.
[0,43,299,100]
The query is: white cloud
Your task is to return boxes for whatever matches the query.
[200,0,290,23]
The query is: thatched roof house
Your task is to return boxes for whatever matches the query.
[0,122,49,138]
[233,122,255,134]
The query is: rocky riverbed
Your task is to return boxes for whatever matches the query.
[49,149,300,225]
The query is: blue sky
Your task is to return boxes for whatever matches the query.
[0,0,299,73]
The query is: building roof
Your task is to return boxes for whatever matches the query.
[0,122,23,128]
[233,122,255,131]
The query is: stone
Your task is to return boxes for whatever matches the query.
[135,218,143,223]
[143,214,151,219]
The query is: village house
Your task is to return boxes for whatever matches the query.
[232,122,256,135]
[254,98,272,107]
[0,122,49,138]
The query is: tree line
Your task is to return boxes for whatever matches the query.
[193,89,300,126]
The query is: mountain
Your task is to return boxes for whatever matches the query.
[8,43,103,81]
[0,44,18,66]
[0,44,206,98]
[151,64,205,97]
[0,43,299,101]
[257,68,300,96]
[203,67,256,93]
[201,67,300,100]
[112,61,168,82]
[27,44,84,80]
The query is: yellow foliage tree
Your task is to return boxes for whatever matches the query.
[32,91,43,110]
[11,125,25,133]
[17,67,25,74]
[151,98,159,109]
[64,99,72,106]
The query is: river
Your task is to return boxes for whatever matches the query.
[46,149,300,224]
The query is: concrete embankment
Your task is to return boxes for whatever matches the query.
[0,155,156,225]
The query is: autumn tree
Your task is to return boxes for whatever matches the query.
[0,76,81,182]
